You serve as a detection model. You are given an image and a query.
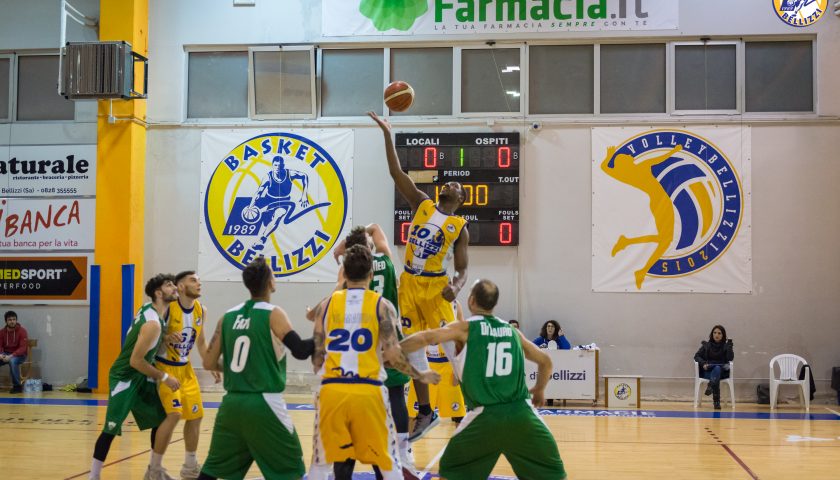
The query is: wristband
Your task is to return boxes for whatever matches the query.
[161,373,169,382]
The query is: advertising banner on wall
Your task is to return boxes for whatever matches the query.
[0,254,90,304]
[0,198,95,251]
[322,0,678,36]
[592,126,752,293]
[1,145,97,197]
[200,129,353,282]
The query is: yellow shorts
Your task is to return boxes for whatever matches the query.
[314,383,398,470]
[407,359,465,418]
[157,362,204,420]
[399,273,455,335]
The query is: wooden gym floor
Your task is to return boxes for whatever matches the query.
[1,392,839,479]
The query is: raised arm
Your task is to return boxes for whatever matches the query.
[367,111,428,210]
[379,299,440,385]
[639,144,682,168]
[517,329,552,407]
[442,228,469,302]
[600,146,618,174]
[367,223,393,259]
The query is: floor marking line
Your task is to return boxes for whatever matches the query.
[419,444,447,480]
[721,444,760,480]
[63,437,184,480]
[824,406,840,417]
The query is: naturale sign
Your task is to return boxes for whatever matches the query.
[323,0,678,35]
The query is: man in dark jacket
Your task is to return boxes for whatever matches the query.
[0,311,29,393]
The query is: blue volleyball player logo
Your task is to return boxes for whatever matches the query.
[601,130,744,289]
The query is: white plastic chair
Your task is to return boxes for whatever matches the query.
[693,361,735,407]
[770,354,810,412]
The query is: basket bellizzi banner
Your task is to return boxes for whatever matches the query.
[592,126,752,293]
[200,129,353,282]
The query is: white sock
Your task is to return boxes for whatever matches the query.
[398,433,413,463]
[307,462,333,480]
[184,451,198,468]
[90,459,103,478]
[150,452,163,469]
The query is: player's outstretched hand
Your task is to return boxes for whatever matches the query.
[441,283,458,302]
[367,111,391,133]
[164,375,181,392]
[418,369,442,385]
[529,386,546,408]
[299,198,310,209]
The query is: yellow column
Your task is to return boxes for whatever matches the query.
[94,0,148,392]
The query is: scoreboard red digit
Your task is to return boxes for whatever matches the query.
[394,132,520,246]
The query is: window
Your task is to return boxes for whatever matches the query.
[321,49,384,117]
[600,44,665,114]
[390,48,452,116]
[249,47,315,119]
[745,41,812,112]
[529,45,593,115]
[0,57,9,121]
[674,44,736,111]
[461,48,521,114]
[187,51,248,118]
[17,55,75,121]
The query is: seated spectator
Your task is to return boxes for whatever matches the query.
[508,319,520,330]
[0,311,29,394]
[693,325,733,410]
[532,320,570,350]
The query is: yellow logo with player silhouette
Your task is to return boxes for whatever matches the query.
[204,133,348,277]
[773,0,826,27]
[600,130,744,289]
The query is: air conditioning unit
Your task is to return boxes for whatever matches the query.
[60,41,148,100]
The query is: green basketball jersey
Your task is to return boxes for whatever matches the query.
[109,303,162,379]
[221,300,287,393]
[459,315,529,409]
[371,253,398,311]
[371,253,410,387]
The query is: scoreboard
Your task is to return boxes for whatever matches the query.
[394,132,520,246]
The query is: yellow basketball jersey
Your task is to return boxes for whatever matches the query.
[156,300,205,366]
[319,288,385,385]
[404,198,467,275]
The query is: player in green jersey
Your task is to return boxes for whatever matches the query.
[401,279,567,480]
[197,257,315,480]
[89,274,179,480]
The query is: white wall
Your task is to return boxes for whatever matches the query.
[144,0,840,400]
[0,0,98,384]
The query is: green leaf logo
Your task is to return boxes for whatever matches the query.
[360,0,428,31]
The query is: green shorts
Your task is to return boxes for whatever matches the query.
[439,400,566,480]
[203,392,305,480]
[103,372,166,435]
[384,367,410,388]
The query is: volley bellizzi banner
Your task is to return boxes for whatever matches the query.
[200,130,353,282]
[592,127,752,293]
[322,0,679,36]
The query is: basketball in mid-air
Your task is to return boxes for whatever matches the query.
[384,81,414,112]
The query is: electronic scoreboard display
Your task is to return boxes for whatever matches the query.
[393,132,520,246]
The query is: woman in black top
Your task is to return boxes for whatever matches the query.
[694,325,734,409]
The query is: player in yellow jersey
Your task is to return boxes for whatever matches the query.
[407,300,466,424]
[369,111,470,441]
[309,245,440,480]
[149,271,219,480]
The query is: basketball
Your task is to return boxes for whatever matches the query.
[384,81,415,112]
[242,205,260,223]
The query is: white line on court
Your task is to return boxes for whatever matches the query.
[419,444,447,479]
[824,406,840,417]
